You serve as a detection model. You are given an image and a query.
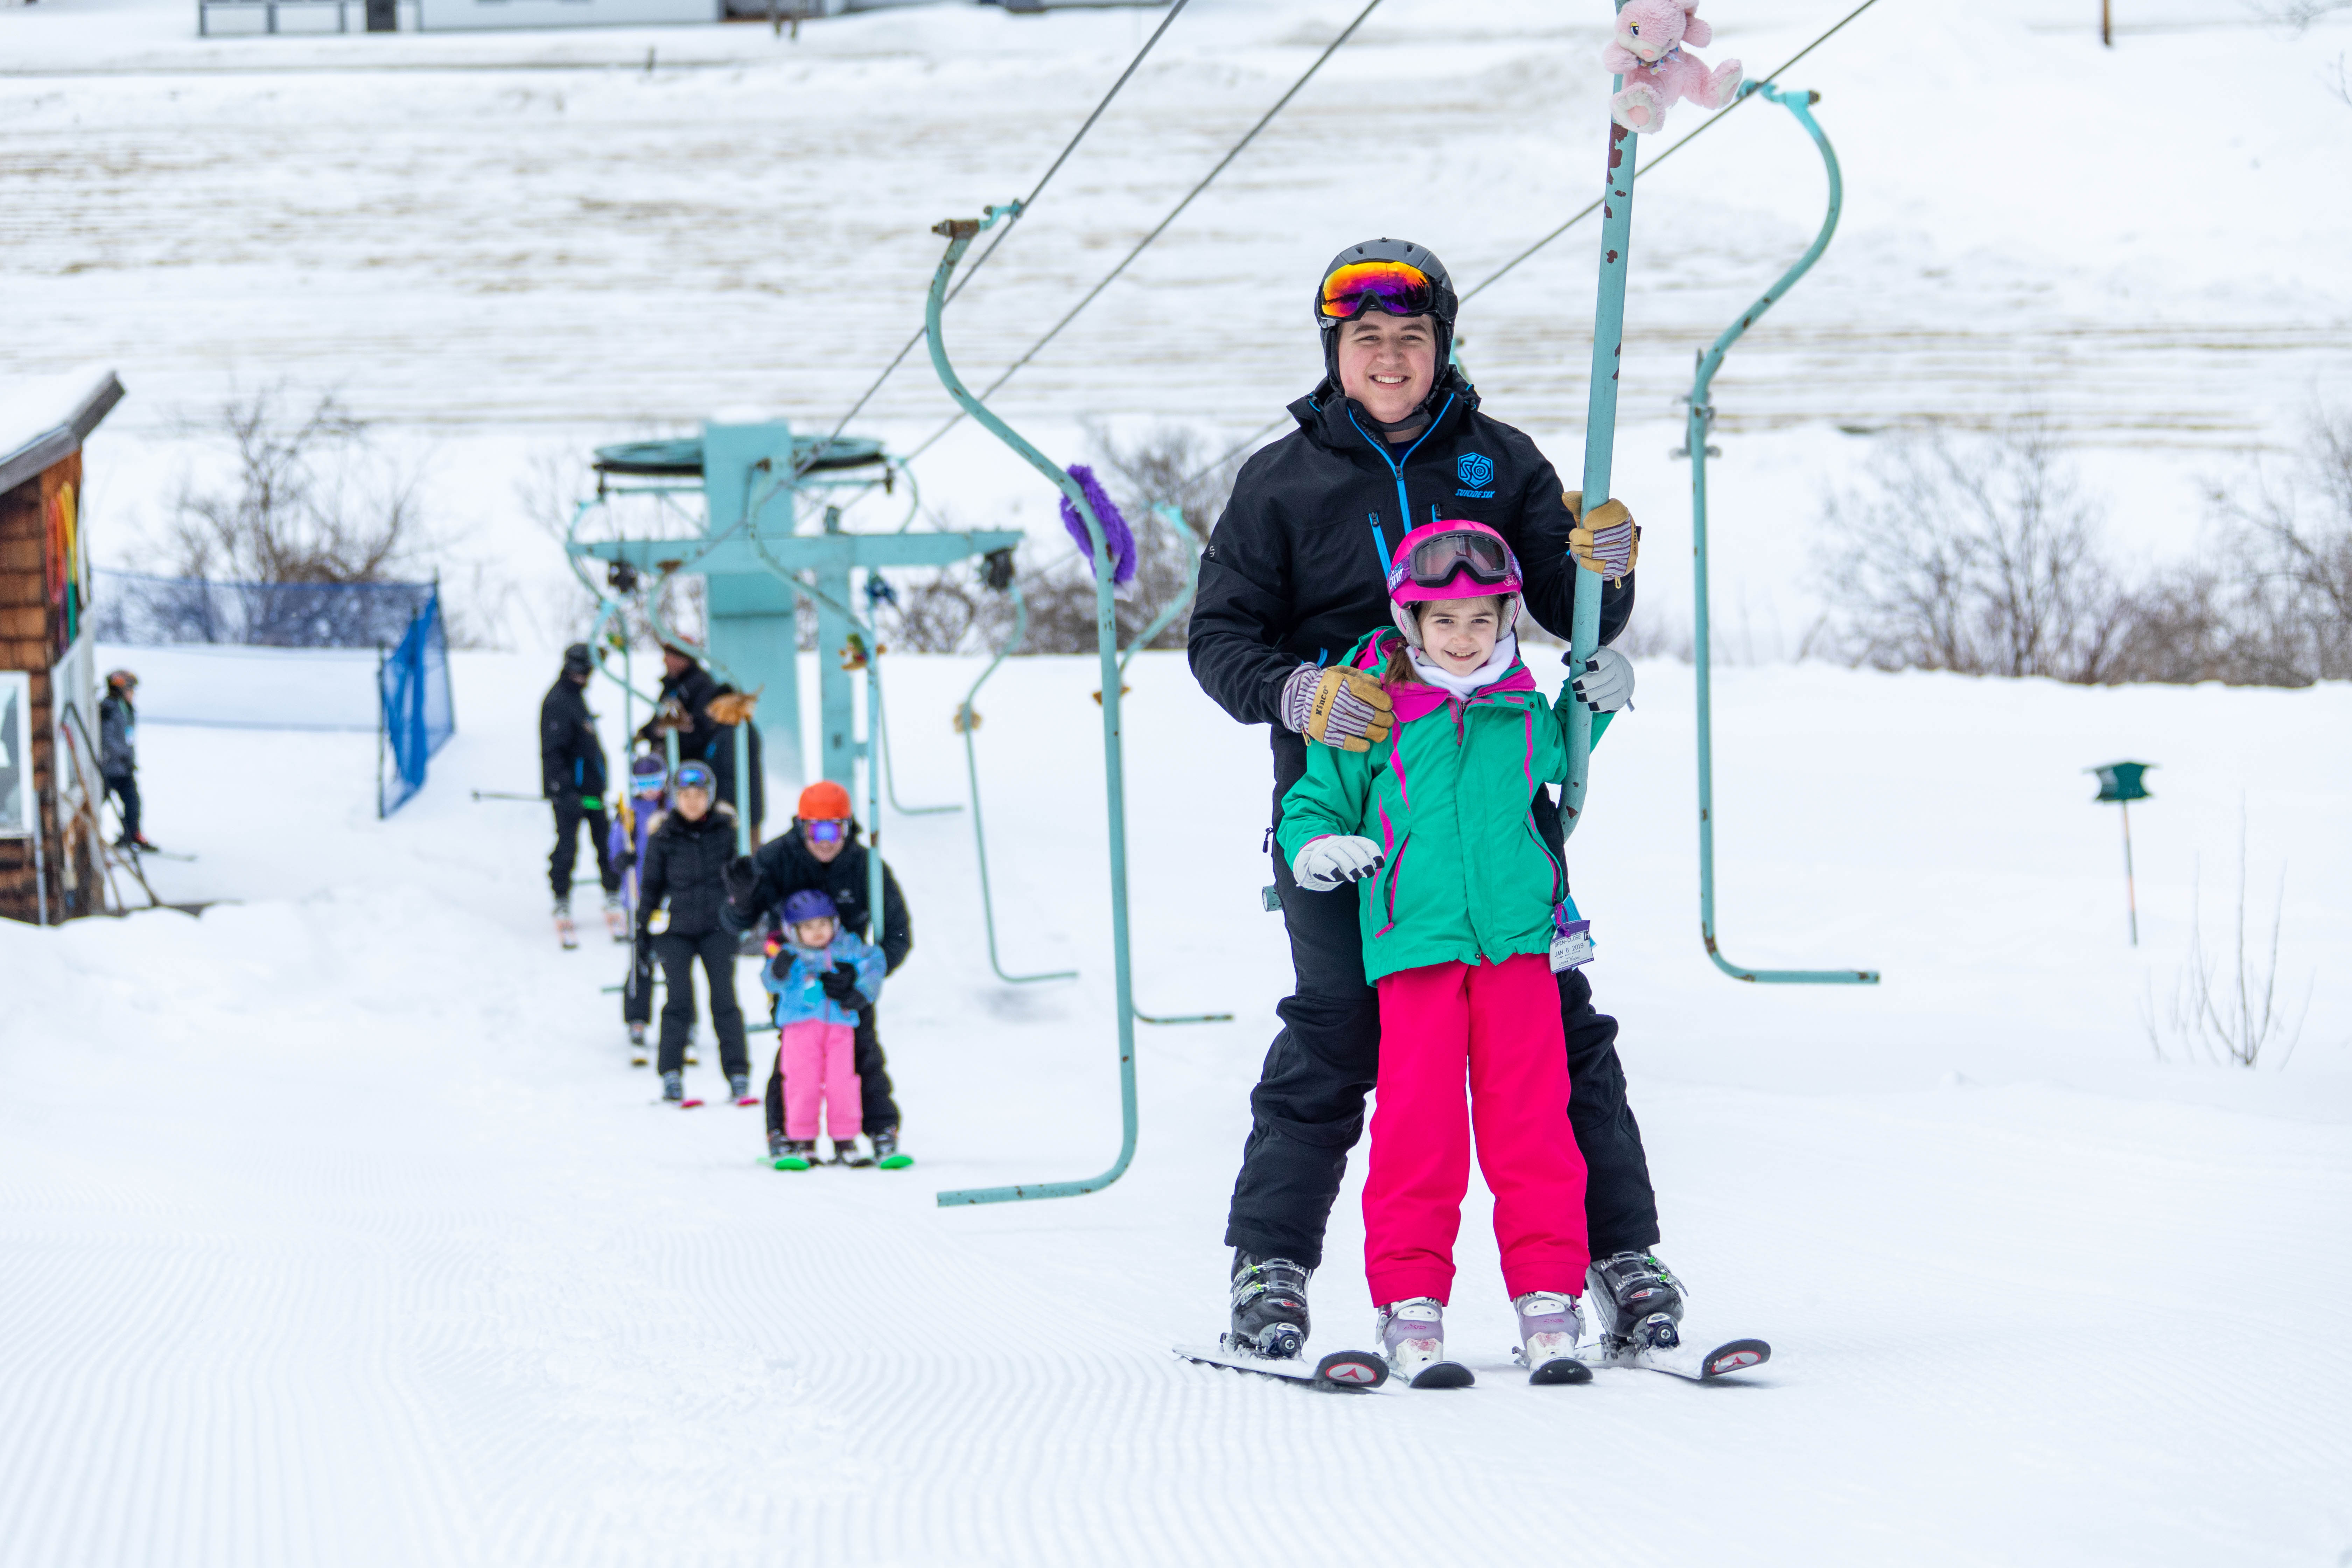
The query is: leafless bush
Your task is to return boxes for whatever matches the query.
[2199,411,2352,685]
[1816,425,2129,681]
[2247,0,2352,29]
[2143,818,2311,1069]
[170,389,422,585]
[879,427,1240,657]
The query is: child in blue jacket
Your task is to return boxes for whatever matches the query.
[762,889,886,1169]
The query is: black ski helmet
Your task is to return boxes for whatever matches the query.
[1313,238,1460,389]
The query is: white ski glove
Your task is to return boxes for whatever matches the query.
[1567,646,1636,713]
[1292,835,1385,892]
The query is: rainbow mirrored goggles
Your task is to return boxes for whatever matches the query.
[1318,260,1439,323]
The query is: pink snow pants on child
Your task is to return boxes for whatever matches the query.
[778,1021,860,1142]
[1364,952,1591,1306]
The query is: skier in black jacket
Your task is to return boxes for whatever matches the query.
[637,760,750,1103]
[639,645,765,836]
[723,780,913,1166]
[1189,239,1679,1362]
[540,644,623,945]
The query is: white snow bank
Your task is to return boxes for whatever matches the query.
[1,648,2346,1566]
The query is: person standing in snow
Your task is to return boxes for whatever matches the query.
[541,643,624,947]
[723,780,914,1169]
[97,669,154,851]
[1277,526,1601,1383]
[609,752,670,1063]
[635,760,751,1104]
[639,644,765,838]
[1188,238,1681,1363]
[758,889,887,1170]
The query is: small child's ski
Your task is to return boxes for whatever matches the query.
[652,1096,706,1110]
[1172,1342,1387,1392]
[732,1094,759,1107]
[556,913,578,950]
[1587,1335,1770,1382]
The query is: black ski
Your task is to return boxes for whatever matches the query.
[1172,1342,1387,1392]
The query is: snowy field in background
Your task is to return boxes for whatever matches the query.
[5,0,2351,651]
[2,649,2348,1566]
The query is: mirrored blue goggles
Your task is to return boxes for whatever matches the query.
[674,763,716,793]
[802,818,850,845]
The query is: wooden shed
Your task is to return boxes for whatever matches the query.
[1,367,125,925]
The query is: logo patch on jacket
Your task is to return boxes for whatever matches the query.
[1455,452,1495,498]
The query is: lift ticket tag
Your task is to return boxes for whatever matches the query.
[1549,908,1594,973]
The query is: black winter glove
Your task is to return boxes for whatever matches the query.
[819,964,863,1004]
[721,854,759,903]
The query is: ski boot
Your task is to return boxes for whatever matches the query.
[830,1136,875,1169]
[1586,1251,1687,1355]
[660,1070,685,1104]
[628,1023,647,1067]
[1376,1297,1471,1388]
[1511,1291,1593,1385]
[1226,1251,1313,1361]
[869,1126,912,1170]
[772,1139,818,1171]
[604,892,628,943]
[554,898,578,951]
[728,1074,754,1106]
[767,1129,789,1163]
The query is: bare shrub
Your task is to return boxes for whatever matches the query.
[1817,424,2128,681]
[2143,816,2311,1069]
[879,427,1239,657]
[2201,410,2352,685]
[171,389,422,585]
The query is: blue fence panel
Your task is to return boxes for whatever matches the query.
[378,592,453,818]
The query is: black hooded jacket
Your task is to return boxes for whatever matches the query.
[637,802,740,939]
[540,676,608,801]
[1187,371,1634,730]
[638,657,765,827]
[725,823,911,974]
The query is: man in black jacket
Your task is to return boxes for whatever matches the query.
[640,645,765,837]
[1188,238,1676,1361]
[724,780,913,1165]
[540,644,622,943]
[637,761,750,1102]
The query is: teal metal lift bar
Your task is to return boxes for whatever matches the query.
[957,574,1081,987]
[1564,9,1640,843]
[1686,82,1877,986]
[926,205,1141,1206]
[1126,502,1232,1026]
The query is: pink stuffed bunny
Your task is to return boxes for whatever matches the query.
[1601,0,1743,134]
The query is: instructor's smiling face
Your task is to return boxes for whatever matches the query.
[1336,314,1437,426]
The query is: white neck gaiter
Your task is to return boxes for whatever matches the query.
[1406,633,1519,700]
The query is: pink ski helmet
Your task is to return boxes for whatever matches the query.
[1386,520,1523,649]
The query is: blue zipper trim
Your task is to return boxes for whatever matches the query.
[1345,394,1458,572]
[1366,513,1390,575]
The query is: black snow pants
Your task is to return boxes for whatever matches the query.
[622,933,656,1028]
[653,928,748,1079]
[1224,736,1662,1270]
[550,797,621,902]
[104,773,141,841]
[763,1004,899,1138]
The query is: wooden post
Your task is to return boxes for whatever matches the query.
[2101,0,2113,47]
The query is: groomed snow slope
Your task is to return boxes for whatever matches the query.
[3,650,2347,1567]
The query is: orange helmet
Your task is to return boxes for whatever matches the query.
[796,780,852,821]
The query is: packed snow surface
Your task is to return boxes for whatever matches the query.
[3,650,2348,1566]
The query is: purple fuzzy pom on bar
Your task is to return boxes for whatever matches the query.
[1059,464,1136,586]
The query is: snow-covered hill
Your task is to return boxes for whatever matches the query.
[2,649,2346,1566]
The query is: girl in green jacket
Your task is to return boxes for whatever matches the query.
[1276,520,1610,1386]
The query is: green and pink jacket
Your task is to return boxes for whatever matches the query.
[1276,629,1610,984]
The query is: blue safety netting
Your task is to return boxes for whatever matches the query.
[90,569,440,649]
[377,592,453,817]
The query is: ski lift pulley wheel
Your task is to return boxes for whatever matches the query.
[590,435,889,477]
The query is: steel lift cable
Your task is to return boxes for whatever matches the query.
[927,206,1139,1205]
[899,0,1385,467]
[1686,82,1879,985]
[1173,0,1892,492]
[811,0,1196,463]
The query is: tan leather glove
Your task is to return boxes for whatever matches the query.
[707,689,761,726]
[1279,664,1395,753]
[1564,491,1639,584]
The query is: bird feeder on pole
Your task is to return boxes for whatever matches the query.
[2088,761,2154,945]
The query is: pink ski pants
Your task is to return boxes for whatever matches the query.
[1364,952,1591,1306]
[778,1021,860,1142]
